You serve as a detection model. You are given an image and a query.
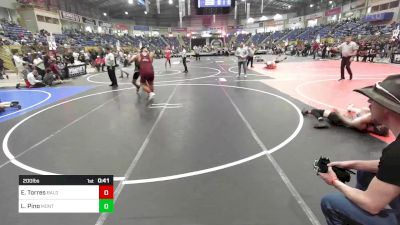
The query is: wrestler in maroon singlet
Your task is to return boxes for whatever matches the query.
[138,47,155,100]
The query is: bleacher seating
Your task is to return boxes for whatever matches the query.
[163,36,180,49]
[283,28,306,41]
[182,36,190,48]
[251,32,271,45]
[2,22,33,44]
[333,20,363,38]
[297,25,322,41]
[264,30,290,42]
[235,33,251,44]
[1,18,399,51]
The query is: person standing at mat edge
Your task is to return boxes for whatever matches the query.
[235,42,248,78]
[181,47,188,73]
[247,44,255,68]
[164,46,172,70]
[105,47,118,87]
[336,36,358,81]
[318,74,400,225]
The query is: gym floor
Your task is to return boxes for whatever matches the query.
[0,55,396,225]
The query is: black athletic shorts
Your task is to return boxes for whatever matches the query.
[133,72,140,80]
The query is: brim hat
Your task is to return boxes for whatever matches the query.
[354,74,400,114]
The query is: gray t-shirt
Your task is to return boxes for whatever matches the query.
[235,47,248,62]
[338,41,358,57]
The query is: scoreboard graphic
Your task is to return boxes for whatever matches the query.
[19,175,114,213]
[198,0,231,8]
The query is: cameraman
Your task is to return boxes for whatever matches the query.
[318,75,400,225]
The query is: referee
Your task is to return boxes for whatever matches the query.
[105,47,118,87]
[336,36,358,81]
[181,46,188,73]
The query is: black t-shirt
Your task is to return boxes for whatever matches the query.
[377,135,400,186]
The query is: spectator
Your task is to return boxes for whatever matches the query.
[247,44,255,68]
[27,69,46,88]
[43,68,63,86]
[94,56,103,72]
[312,41,320,59]
[42,51,50,69]
[319,75,400,225]
[33,53,45,79]
[235,42,248,78]
[0,58,8,79]
[49,58,62,80]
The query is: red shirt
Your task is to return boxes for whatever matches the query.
[95,58,102,65]
[165,50,171,59]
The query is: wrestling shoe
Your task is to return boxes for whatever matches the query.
[148,92,156,101]
[301,109,309,116]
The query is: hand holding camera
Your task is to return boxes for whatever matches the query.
[314,157,355,185]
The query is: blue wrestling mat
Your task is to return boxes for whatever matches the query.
[0,86,94,123]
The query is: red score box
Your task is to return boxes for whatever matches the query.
[99,185,114,199]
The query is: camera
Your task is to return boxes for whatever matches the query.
[314,156,355,183]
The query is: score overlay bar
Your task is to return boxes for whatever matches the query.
[18,175,114,213]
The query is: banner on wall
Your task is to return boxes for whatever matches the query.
[171,27,187,32]
[264,20,275,26]
[98,21,112,28]
[325,7,342,16]
[244,23,259,29]
[226,25,244,30]
[82,17,96,26]
[115,23,129,30]
[67,64,86,78]
[288,16,303,24]
[59,10,81,23]
[188,26,203,32]
[133,25,150,31]
[227,25,238,31]
[208,27,224,33]
[158,27,169,33]
[305,12,324,20]
[364,12,394,22]
[149,28,163,34]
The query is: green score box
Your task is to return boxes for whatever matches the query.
[99,199,114,213]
